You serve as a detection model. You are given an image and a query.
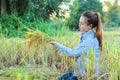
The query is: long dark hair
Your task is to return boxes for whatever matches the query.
[82,11,102,50]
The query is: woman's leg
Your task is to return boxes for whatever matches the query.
[57,71,73,80]
[57,71,78,80]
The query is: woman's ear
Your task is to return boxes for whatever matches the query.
[88,24,92,29]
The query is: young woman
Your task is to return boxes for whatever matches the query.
[49,11,102,79]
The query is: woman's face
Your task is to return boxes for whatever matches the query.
[79,16,92,32]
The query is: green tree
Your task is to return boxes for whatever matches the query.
[67,0,103,30]
[0,0,70,20]
[0,0,71,37]
[104,0,120,27]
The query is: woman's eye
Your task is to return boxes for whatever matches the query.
[81,23,84,25]
[79,22,84,26]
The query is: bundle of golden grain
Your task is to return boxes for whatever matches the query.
[25,30,53,49]
[19,30,53,65]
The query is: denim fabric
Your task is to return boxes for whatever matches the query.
[57,71,78,80]
[55,29,100,76]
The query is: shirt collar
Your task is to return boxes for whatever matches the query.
[81,29,95,40]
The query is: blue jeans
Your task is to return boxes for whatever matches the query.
[57,71,78,80]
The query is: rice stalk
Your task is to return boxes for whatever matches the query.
[86,48,96,79]
[26,30,53,48]
[19,30,53,65]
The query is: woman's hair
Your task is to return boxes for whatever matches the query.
[82,11,102,50]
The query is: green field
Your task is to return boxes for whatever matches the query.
[0,30,120,80]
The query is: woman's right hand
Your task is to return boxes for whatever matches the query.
[49,41,56,45]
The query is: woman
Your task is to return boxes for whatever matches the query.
[49,11,102,79]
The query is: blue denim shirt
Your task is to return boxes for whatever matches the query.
[55,29,100,76]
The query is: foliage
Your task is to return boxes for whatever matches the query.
[1,0,70,20]
[104,0,120,27]
[0,13,70,37]
[9,0,29,15]
[28,0,71,19]
[0,0,71,38]
[0,14,26,37]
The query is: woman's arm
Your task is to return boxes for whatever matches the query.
[50,39,94,57]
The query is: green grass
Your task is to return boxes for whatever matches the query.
[0,31,120,80]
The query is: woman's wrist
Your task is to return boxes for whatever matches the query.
[49,41,56,45]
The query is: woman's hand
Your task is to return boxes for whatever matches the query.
[49,41,56,45]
